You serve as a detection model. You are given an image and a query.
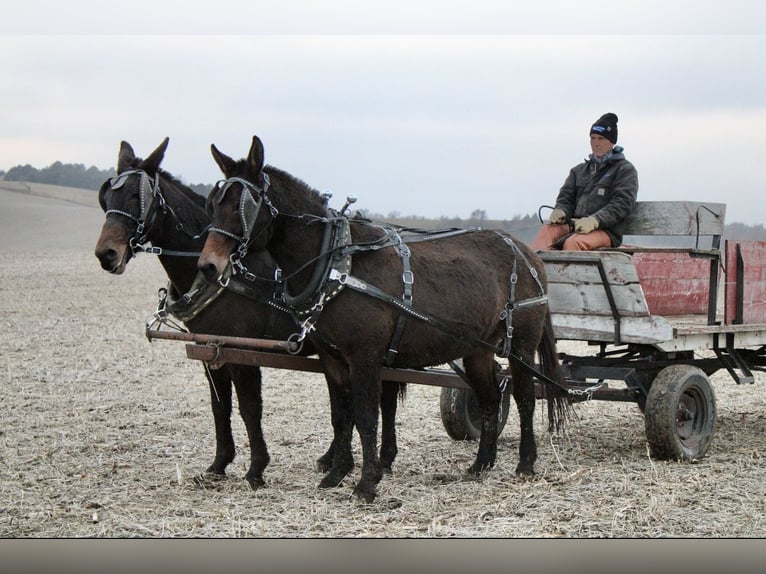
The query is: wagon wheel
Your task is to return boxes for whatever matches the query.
[644,364,717,461]
[439,361,512,441]
[439,385,512,441]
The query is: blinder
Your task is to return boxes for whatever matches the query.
[104,169,161,226]
[102,169,164,253]
[209,173,275,250]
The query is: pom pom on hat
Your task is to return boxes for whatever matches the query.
[590,112,618,144]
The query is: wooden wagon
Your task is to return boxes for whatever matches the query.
[147,200,766,462]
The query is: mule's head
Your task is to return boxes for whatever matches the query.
[94,137,169,273]
[198,135,275,283]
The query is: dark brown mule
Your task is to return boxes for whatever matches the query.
[198,135,570,502]
[94,138,404,488]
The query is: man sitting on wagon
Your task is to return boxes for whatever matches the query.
[530,112,639,251]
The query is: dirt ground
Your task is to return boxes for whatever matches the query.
[2,186,766,539]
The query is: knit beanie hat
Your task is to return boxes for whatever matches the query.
[590,112,618,144]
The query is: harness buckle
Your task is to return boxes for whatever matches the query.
[297,316,317,341]
[328,268,348,285]
[402,270,414,285]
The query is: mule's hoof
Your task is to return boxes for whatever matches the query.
[315,456,333,474]
[204,465,227,479]
[515,462,535,477]
[352,485,377,503]
[318,468,350,489]
[245,474,266,490]
[196,470,225,484]
[466,462,492,476]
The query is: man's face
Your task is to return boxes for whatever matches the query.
[590,134,613,158]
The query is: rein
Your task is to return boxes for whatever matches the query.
[311,224,568,392]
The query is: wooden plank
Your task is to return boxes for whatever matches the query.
[543,251,638,285]
[631,252,711,315]
[656,327,766,353]
[552,313,673,344]
[724,240,766,324]
[621,201,726,236]
[542,251,650,319]
[185,345,472,389]
[547,282,648,317]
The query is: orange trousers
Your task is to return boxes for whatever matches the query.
[529,224,612,251]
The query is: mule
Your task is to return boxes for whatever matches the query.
[94,138,403,489]
[198,135,571,502]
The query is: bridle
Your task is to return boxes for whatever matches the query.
[208,173,277,272]
[103,169,162,254]
[102,169,207,257]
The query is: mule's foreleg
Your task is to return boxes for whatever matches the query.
[465,356,501,475]
[318,381,355,488]
[350,365,384,503]
[314,378,341,474]
[204,366,235,478]
[512,366,537,476]
[229,365,269,489]
[379,381,402,473]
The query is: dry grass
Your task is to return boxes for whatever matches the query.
[2,187,766,538]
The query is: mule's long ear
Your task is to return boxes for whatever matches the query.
[142,137,170,175]
[117,141,135,173]
[247,135,265,179]
[211,143,237,177]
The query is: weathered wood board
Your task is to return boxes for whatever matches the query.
[540,251,673,344]
[621,201,726,237]
[632,251,711,316]
[724,240,766,325]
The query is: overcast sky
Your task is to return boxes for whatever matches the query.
[2,1,765,224]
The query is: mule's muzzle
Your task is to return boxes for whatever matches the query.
[198,259,222,284]
[95,245,129,274]
[198,232,234,284]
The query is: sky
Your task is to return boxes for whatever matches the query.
[2,1,765,224]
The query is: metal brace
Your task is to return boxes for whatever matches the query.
[296,292,327,342]
[567,381,607,400]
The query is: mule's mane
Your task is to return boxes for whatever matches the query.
[121,155,206,210]
[263,164,328,214]
[262,163,388,243]
[164,172,207,209]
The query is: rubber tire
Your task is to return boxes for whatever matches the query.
[644,365,717,461]
[439,384,512,441]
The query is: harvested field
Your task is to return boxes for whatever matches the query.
[1,186,766,539]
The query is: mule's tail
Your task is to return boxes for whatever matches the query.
[538,309,574,432]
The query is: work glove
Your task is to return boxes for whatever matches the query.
[549,208,567,224]
[573,215,599,234]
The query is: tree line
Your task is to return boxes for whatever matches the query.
[2,161,212,196]
[3,161,116,190]
[2,161,765,242]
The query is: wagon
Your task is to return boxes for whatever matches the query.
[146,200,766,462]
